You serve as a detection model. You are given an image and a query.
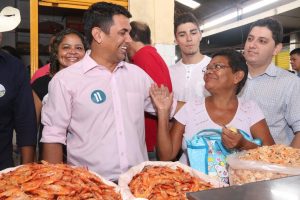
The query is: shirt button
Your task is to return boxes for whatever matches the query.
[121,152,124,156]
[119,131,122,135]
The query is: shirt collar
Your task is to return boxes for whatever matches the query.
[264,62,277,77]
[248,62,277,79]
[82,50,127,74]
[179,59,197,70]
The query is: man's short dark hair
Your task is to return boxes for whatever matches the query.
[212,49,248,95]
[129,21,151,45]
[249,17,283,45]
[83,2,132,44]
[174,13,200,35]
[290,48,300,56]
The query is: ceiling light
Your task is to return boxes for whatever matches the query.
[243,0,278,14]
[176,0,201,9]
[202,0,300,37]
[202,11,238,30]
[201,0,279,30]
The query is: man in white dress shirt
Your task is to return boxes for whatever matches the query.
[169,13,211,102]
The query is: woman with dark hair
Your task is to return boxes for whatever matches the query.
[150,48,275,167]
[31,28,87,160]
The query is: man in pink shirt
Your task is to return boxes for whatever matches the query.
[41,2,176,181]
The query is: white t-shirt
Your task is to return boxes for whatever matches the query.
[169,56,211,102]
[174,97,265,165]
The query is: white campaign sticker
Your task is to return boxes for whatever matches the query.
[0,84,6,98]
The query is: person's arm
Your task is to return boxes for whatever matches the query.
[20,146,35,164]
[42,143,63,163]
[149,84,184,160]
[250,119,275,146]
[32,90,42,124]
[285,79,300,147]
[291,131,300,148]
[158,121,185,160]
[41,76,71,164]
[222,119,275,150]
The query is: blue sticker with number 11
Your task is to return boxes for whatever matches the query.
[91,90,106,104]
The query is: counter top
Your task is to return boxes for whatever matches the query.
[187,175,300,200]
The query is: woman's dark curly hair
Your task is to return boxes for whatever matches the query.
[211,48,248,95]
[49,28,88,76]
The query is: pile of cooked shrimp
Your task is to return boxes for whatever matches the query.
[229,144,300,185]
[129,166,213,200]
[0,161,121,200]
[240,144,300,166]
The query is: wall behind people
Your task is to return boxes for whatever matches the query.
[290,32,300,51]
[274,45,290,70]
[129,0,175,66]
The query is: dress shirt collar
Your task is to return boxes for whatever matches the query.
[264,62,277,77]
[82,50,127,74]
[248,62,277,79]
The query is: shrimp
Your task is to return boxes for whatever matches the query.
[0,162,121,199]
[129,166,213,200]
[0,187,30,200]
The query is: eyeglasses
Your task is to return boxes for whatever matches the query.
[202,63,231,73]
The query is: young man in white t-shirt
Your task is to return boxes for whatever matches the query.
[169,13,211,102]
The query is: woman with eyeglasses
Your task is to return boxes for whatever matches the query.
[150,48,275,164]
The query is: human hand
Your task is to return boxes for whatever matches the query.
[149,83,173,113]
[221,126,244,149]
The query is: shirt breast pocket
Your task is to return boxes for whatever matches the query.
[126,92,144,124]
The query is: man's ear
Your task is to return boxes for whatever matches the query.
[273,43,283,56]
[174,37,178,45]
[91,27,103,44]
[199,30,203,42]
[234,71,245,84]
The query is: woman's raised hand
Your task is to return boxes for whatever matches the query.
[149,83,173,113]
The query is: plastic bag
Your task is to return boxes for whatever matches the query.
[227,151,300,185]
[186,128,261,184]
